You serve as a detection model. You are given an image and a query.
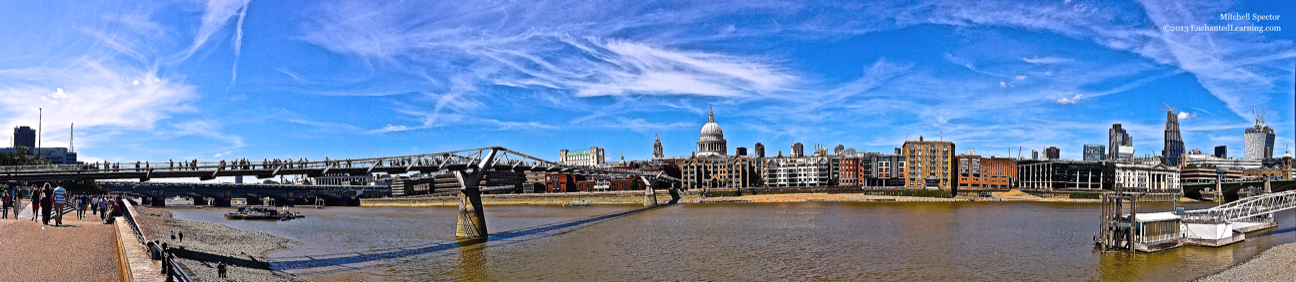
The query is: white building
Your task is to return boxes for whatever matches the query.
[560,147,605,166]
[1114,163,1181,193]
[1183,151,1262,170]
[763,156,831,187]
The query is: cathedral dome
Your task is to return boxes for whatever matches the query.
[696,106,727,157]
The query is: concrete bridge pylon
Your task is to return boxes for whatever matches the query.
[455,149,497,239]
[641,175,658,207]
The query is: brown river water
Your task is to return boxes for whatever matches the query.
[165,201,1296,281]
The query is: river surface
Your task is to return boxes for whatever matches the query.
[165,202,1296,281]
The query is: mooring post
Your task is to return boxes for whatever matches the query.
[641,176,658,207]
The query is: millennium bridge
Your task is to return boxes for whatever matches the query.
[1,146,679,239]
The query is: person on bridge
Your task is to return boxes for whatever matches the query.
[52,186,66,226]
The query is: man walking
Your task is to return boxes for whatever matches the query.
[52,185,66,226]
[1,190,10,219]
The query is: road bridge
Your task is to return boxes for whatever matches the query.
[2,146,680,239]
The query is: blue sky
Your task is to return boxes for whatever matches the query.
[0,0,1293,164]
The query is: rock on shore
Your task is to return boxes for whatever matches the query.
[134,207,303,282]
[1198,241,1296,281]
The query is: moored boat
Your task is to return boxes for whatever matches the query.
[224,206,306,220]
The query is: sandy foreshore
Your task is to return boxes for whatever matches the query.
[362,189,1113,207]
[133,206,303,282]
[1197,241,1296,281]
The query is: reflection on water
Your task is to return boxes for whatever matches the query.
[166,202,1296,281]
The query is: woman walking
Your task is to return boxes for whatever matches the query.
[40,186,53,225]
[30,188,41,222]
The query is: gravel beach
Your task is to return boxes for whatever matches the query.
[1197,241,1296,282]
[133,207,303,282]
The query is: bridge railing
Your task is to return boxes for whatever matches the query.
[1,146,679,181]
[119,200,195,282]
[1182,189,1296,222]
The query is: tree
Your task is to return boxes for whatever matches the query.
[0,146,49,166]
[514,180,524,193]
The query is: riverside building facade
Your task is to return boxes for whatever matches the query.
[902,136,955,192]
[955,152,1016,190]
[1016,160,1112,192]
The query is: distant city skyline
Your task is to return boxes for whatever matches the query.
[0,1,1293,164]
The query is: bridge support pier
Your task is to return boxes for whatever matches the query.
[641,176,657,207]
[150,197,166,207]
[455,169,489,239]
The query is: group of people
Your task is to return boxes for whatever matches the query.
[2,185,125,226]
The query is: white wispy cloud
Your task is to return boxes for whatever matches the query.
[1022,56,1074,64]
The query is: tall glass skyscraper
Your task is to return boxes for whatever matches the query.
[1244,117,1275,160]
[1083,144,1106,161]
[1108,123,1133,160]
[1162,111,1185,166]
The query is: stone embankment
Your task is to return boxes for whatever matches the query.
[133,207,303,282]
[1198,242,1296,281]
[362,189,1112,207]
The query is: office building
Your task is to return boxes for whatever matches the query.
[13,126,34,150]
[1214,145,1227,158]
[1244,114,1276,159]
[1163,111,1185,166]
[1083,144,1106,161]
[1045,146,1060,160]
[1109,123,1134,160]
[1017,160,1112,192]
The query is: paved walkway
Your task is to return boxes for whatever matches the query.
[0,200,125,281]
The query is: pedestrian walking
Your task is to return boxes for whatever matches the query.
[52,185,66,226]
[40,186,53,225]
[178,231,184,243]
[1,190,10,219]
[171,230,176,241]
[30,188,41,222]
[77,194,88,220]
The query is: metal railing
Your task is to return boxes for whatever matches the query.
[1182,189,1296,222]
[120,200,194,282]
[1,146,679,182]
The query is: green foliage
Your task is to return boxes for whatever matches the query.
[0,147,50,166]
[514,180,524,193]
